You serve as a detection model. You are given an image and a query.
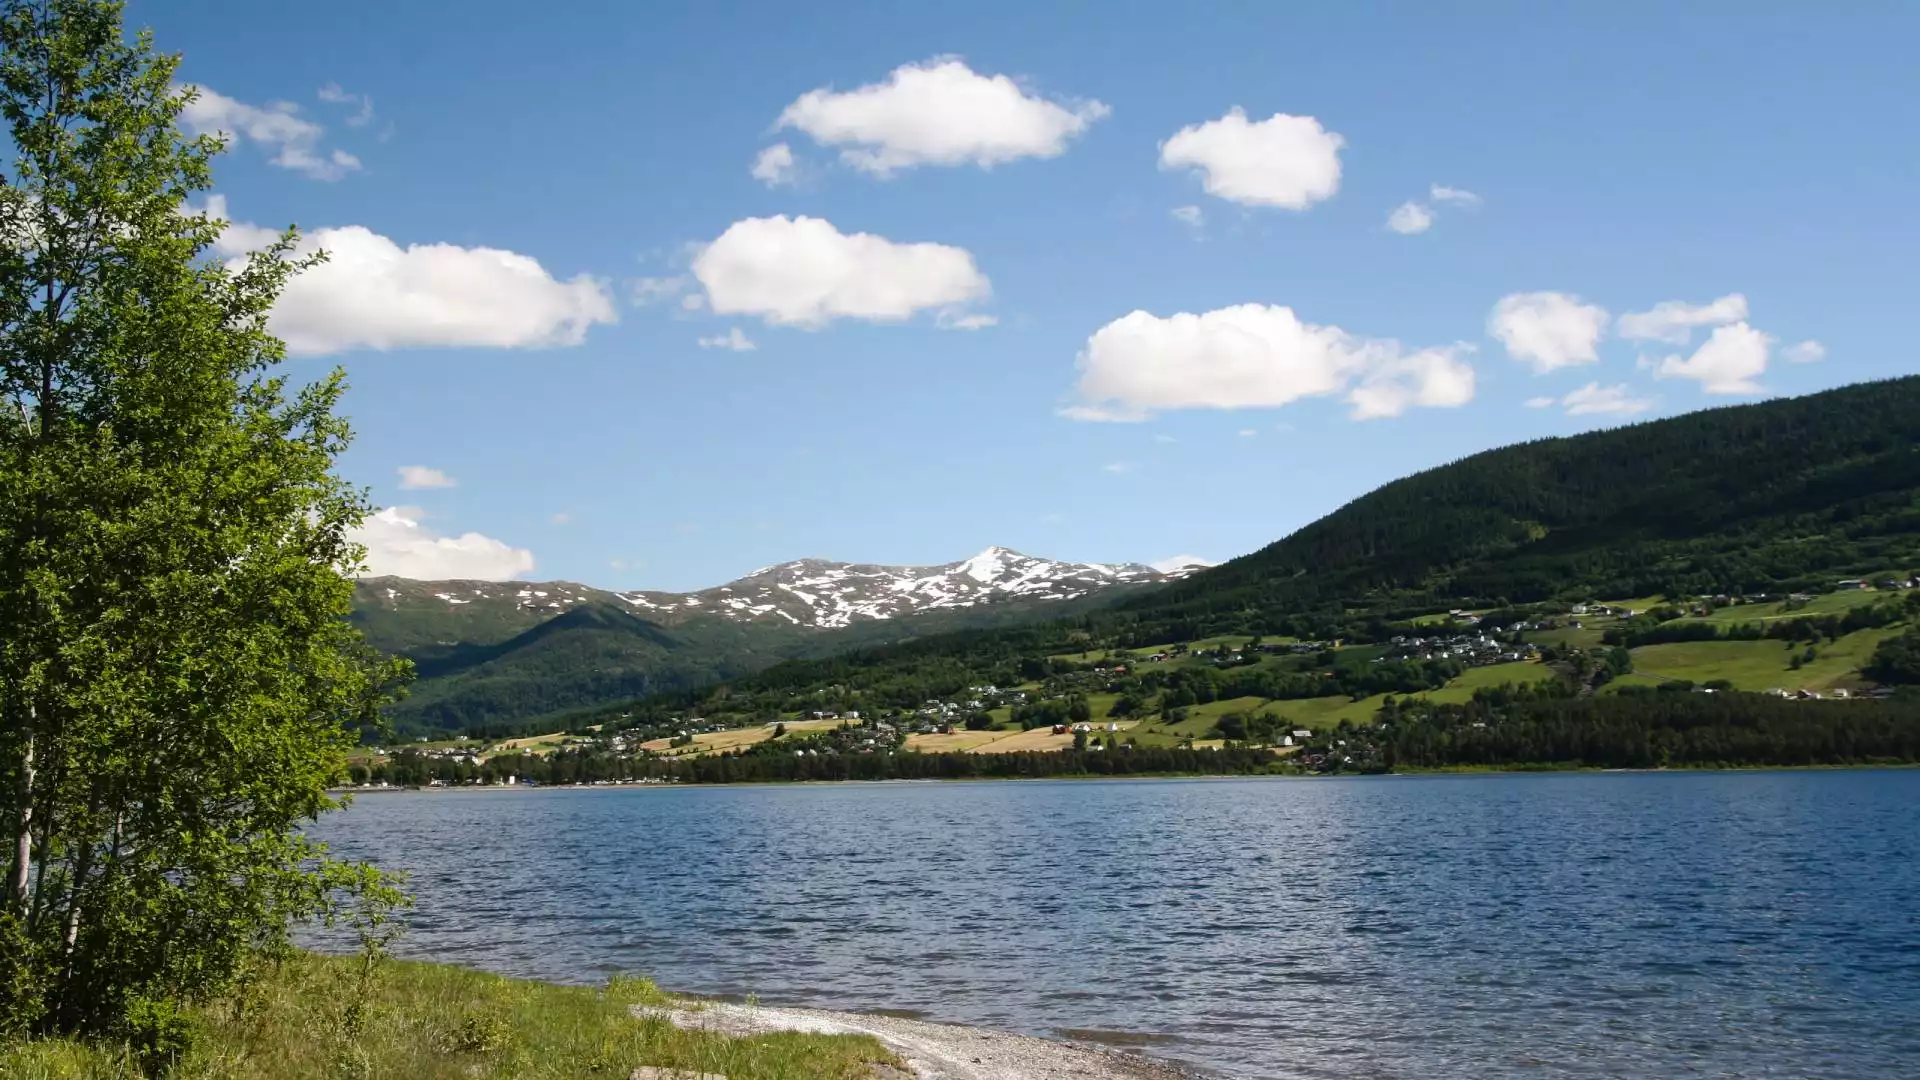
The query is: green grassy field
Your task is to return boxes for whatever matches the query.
[1672,588,1892,625]
[0,953,892,1080]
[1630,626,1900,690]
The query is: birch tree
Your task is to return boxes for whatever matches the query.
[0,0,405,1043]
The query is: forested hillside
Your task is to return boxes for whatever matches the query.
[582,377,1920,722]
[1138,375,1920,626]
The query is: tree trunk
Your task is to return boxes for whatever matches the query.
[7,723,30,911]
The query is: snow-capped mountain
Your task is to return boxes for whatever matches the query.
[359,546,1205,631]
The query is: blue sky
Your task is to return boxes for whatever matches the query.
[144,0,1919,591]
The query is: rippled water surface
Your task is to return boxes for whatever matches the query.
[311,772,1920,1078]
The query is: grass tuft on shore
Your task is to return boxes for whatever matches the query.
[0,953,896,1080]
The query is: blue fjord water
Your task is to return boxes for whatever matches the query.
[311,771,1920,1078]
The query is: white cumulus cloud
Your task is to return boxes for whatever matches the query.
[1151,555,1214,573]
[697,327,757,351]
[1784,339,1826,364]
[396,465,456,490]
[751,142,797,186]
[1655,322,1772,394]
[1159,108,1344,210]
[1387,201,1433,234]
[1488,291,1610,373]
[1066,303,1475,423]
[691,215,990,328]
[1616,293,1748,344]
[1561,382,1655,417]
[776,57,1107,176]
[276,227,614,355]
[180,85,360,180]
[350,507,535,581]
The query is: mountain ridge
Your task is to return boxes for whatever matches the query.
[357,545,1205,636]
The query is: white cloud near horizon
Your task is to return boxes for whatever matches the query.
[180,85,360,180]
[1066,303,1475,423]
[1616,293,1748,344]
[201,199,617,355]
[350,507,535,580]
[1784,339,1826,363]
[1655,322,1772,394]
[751,143,797,186]
[775,57,1108,176]
[396,465,456,490]
[1488,291,1610,372]
[1151,555,1214,573]
[1561,382,1655,416]
[1159,108,1344,210]
[697,327,758,351]
[691,215,990,328]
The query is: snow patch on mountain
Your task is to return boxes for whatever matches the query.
[359,546,1204,630]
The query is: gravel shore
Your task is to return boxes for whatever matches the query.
[640,1001,1206,1080]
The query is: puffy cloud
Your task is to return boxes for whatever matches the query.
[1158,108,1344,210]
[1170,205,1205,228]
[1655,322,1771,394]
[1151,555,1213,573]
[1346,347,1477,421]
[751,142,797,186]
[697,327,757,351]
[1784,339,1826,364]
[1616,293,1748,344]
[1561,382,1655,417]
[207,206,616,355]
[317,82,375,127]
[1066,303,1475,422]
[691,215,990,328]
[1387,201,1433,234]
[776,57,1107,176]
[350,507,535,581]
[180,85,360,180]
[1488,291,1610,373]
[396,465,456,490]
[1429,184,1481,206]
[281,228,613,355]
[1388,184,1480,235]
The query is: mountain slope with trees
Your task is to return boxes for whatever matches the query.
[1134,375,1920,628]
[588,377,1920,721]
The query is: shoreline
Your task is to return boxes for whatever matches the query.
[329,759,1920,796]
[645,998,1206,1080]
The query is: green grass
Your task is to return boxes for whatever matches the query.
[0,953,894,1080]
[1674,588,1892,626]
[1630,626,1901,690]
[1521,626,1611,649]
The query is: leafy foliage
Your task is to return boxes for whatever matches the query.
[0,0,403,1047]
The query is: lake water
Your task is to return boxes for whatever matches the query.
[310,772,1920,1078]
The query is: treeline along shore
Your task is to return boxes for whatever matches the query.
[349,691,1920,788]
